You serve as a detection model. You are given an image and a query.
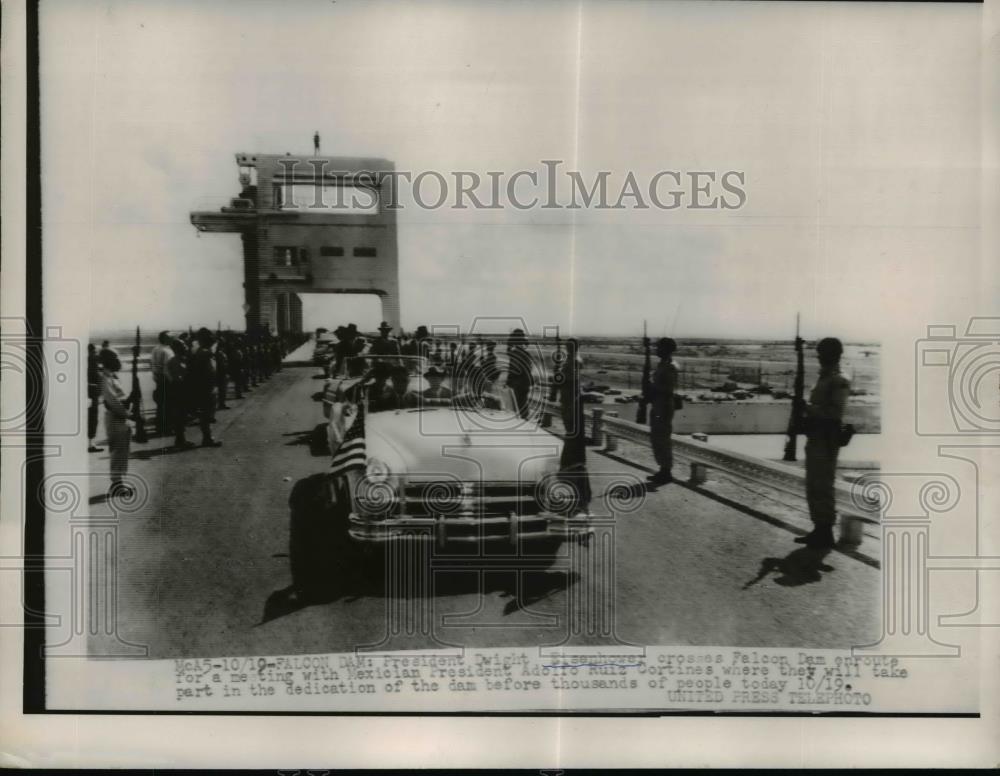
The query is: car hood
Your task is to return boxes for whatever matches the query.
[366,408,562,482]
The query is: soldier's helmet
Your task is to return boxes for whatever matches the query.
[816,337,843,362]
[656,337,677,357]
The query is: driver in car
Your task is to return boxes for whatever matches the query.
[375,364,420,411]
[420,365,453,406]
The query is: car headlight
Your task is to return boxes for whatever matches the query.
[365,457,392,483]
[354,457,404,517]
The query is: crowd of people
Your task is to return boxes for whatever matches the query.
[322,321,539,418]
[87,327,302,498]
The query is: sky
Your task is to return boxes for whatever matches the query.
[41,0,982,340]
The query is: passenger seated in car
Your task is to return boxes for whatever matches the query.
[346,354,368,378]
[375,364,420,411]
[481,372,517,412]
[451,364,517,413]
[420,365,453,406]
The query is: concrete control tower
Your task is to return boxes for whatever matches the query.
[190,149,401,335]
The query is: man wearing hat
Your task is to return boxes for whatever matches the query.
[376,364,419,411]
[420,365,453,406]
[646,337,678,486]
[369,321,400,357]
[413,325,431,359]
[331,325,349,376]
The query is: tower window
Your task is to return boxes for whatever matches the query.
[273,246,307,267]
[320,246,344,257]
[353,247,377,258]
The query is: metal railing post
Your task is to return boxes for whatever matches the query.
[591,408,604,446]
[604,410,619,452]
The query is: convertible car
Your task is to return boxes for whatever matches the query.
[320,356,594,552]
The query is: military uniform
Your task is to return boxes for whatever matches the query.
[188,344,220,445]
[228,340,245,398]
[804,366,850,530]
[215,343,230,409]
[101,371,131,488]
[87,350,102,446]
[506,346,534,420]
[149,341,174,435]
[649,357,677,478]
[556,353,591,512]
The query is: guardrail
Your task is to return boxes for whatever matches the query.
[542,401,878,520]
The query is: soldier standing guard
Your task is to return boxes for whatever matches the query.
[247,335,258,388]
[189,328,223,448]
[557,339,591,515]
[505,330,533,420]
[149,331,174,436]
[166,339,195,449]
[646,337,678,486]
[86,344,104,453]
[795,337,851,550]
[99,351,133,498]
[215,334,230,410]
[228,336,245,399]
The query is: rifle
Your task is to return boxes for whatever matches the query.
[129,326,148,443]
[548,325,562,403]
[782,313,805,462]
[636,320,651,425]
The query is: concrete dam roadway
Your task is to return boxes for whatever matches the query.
[86,346,880,660]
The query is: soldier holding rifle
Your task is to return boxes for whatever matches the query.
[556,338,591,515]
[794,337,851,550]
[644,336,678,486]
[505,328,533,420]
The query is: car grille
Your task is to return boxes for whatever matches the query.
[397,480,541,519]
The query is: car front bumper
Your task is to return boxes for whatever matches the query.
[347,510,594,546]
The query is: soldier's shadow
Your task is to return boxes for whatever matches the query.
[282,425,329,456]
[743,547,835,589]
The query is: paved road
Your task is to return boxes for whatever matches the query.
[93,363,880,659]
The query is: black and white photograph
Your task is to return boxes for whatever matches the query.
[2,0,999,768]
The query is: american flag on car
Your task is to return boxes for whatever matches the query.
[329,400,366,477]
